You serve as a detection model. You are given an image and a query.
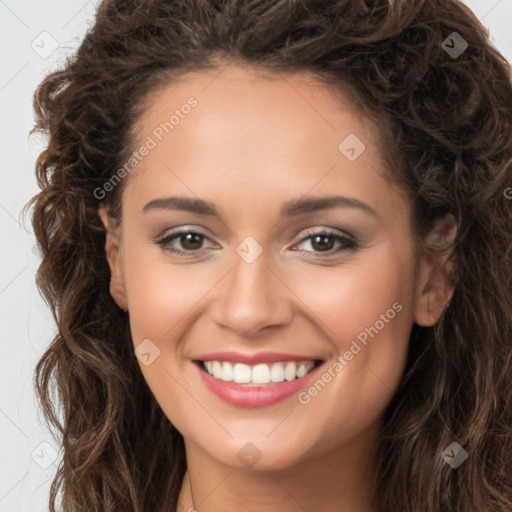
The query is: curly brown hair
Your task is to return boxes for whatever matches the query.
[27,0,512,511]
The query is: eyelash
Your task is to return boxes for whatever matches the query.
[155,227,358,258]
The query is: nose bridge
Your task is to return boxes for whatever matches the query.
[212,243,292,336]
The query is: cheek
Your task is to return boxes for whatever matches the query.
[274,254,415,452]
[121,243,214,430]
[293,247,415,347]
[122,242,209,347]
[293,248,414,384]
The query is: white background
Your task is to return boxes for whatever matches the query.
[0,1,511,510]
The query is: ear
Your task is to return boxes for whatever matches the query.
[98,204,128,311]
[414,214,457,327]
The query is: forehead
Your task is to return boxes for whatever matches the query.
[134,63,376,154]
[122,63,407,225]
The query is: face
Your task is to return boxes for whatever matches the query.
[99,63,453,473]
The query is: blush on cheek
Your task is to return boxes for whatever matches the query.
[128,285,188,345]
[122,241,198,341]
[302,262,407,340]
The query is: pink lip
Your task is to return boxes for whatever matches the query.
[195,351,320,365]
[194,359,324,408]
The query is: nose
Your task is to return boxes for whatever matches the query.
[210,249,294,338]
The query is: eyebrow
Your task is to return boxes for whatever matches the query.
[142,195,378,219]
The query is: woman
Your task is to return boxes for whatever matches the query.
[28,0,512,511]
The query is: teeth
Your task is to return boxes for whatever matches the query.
[296,363,310,378]
[202,360,316,385]
[270,362,285,383]
[251,363,270,384]
[284,361,297,381]
[233,363,252,383]
[212,361,222,379]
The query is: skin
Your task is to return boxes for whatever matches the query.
[98,62,456,512]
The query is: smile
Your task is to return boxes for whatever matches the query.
[201,360,317,385]
[193,352,325,408]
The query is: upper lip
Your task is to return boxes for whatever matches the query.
[194,351,323,365]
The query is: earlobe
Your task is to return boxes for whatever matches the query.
[414,214,457,327]
[415,264,454,326]
[98,204,128,311]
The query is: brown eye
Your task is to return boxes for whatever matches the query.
[156,229,215,256]
[179,232,204,251]
[310,233,336,252]
[294,229,358,256]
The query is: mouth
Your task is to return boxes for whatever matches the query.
[193,353,326,408]
[194,359,324,386]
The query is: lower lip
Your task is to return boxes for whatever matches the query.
[195,361,323,408]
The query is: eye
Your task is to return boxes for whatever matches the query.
[155,229,216,256]
[155,227,358,258]
[292,228,358,256]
